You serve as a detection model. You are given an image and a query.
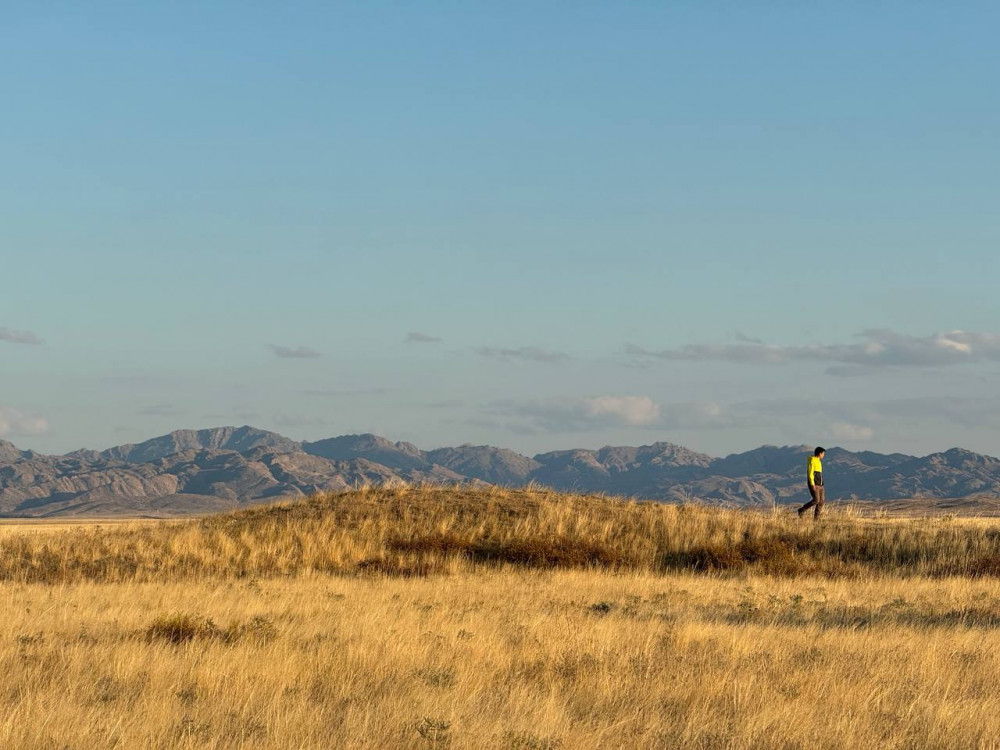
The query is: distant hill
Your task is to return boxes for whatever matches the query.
[2,426,1000,516]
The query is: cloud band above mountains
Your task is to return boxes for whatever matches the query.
[626,330,1000,372]
[481,394,1000,444]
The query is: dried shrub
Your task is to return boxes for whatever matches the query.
[664,533,799,575]
[146,613,278,645]
[146,613,220,644]
[965,555,1000,578]
[467,535,637,569]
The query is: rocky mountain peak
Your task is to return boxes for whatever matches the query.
[0,440,25,462]
[303,433,427,470]
[101,426,300,463]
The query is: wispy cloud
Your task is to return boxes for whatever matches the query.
[733,332,765,345]
[0,327,42,345]
[138,404,183,416]
[485,395,673,431]
[0,408,50,437]
[475,346,571,363]
[404,332,442,344]
[269,344,322,359]
[303,388,391,397]
[626,330,1000,372]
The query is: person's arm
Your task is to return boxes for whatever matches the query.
[807,459,816,487]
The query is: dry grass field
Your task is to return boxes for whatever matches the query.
[3,486,1000,749]
[0,518,156,537]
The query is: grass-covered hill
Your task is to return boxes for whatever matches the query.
[7,485,1000,584]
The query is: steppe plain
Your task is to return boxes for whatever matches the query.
[3,486,1000,749]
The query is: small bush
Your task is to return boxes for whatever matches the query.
[415,666,457,688]
[146,613,220,644]
[146,613,278,645]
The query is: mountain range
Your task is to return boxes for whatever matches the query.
[2,426,1000,516]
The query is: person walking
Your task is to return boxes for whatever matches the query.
[798,447,826,519]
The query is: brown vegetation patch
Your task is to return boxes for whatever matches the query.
[146,613,277,645]
[965,555,1000,577]
[666,532,801,575]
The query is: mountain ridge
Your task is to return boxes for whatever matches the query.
[2,426,999,517]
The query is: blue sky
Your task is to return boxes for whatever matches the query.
[3,1,1000,457]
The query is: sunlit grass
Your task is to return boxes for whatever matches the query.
[2,485,1000,582]
[3,486,1000,748]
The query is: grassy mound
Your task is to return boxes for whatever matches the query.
[4,485,1000,582]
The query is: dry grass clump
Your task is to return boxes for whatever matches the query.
[146,613,277,645]
[4,485,1000,582]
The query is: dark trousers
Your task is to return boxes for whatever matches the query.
[799,485,825,518]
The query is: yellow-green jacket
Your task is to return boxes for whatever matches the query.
[807,456,823,487]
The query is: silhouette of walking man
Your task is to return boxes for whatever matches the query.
[798,447,826,519]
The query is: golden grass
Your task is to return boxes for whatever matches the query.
[4,572,1000,749]
[3,486,1000,748]
[0,518,156,537]
[2,485,1000,583]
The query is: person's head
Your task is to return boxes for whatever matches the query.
[814,447,826,458]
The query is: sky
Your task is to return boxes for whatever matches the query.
[3,1,1000,458]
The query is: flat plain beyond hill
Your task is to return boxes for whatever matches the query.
[4,486,1000,749]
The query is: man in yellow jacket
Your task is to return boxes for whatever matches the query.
[798,447,826,519]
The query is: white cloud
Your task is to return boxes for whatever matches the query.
[0,408,50,437]
[484,395,726,432]
[830,422,875,441]
[581,396,661,426]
